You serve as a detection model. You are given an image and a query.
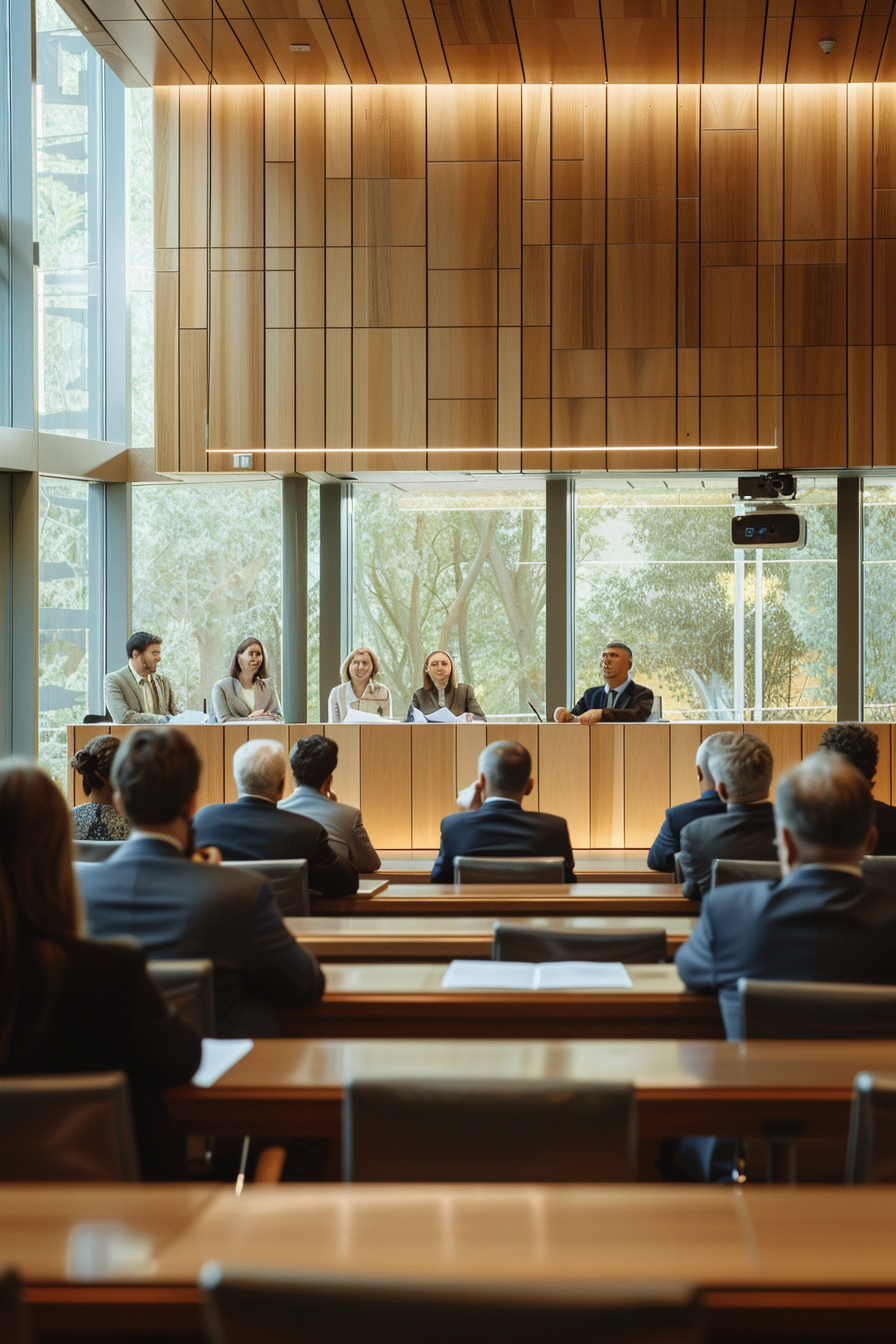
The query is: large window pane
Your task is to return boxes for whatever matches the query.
[575,480,837,722]
[131,483,282,714]
[864,484,896,721]
[351,485,546,720]
[127,85,153,448]
[38,477,89,787]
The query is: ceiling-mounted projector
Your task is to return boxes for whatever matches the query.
[731,473,807,550]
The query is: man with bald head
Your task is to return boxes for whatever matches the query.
[676,751,896,1038]
[646,732,734,872]
[193,738,357,898]
[430,740,576,884]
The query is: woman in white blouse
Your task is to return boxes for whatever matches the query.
[211,636,283,723]
[328,647,392,721]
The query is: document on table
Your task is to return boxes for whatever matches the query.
[340,707,399,724]
[440,960,633,990]
[169,709,208,724]
[192,1038,253,1087]
[410,706,467,724]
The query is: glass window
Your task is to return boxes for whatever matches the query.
[574,479,837,722]
[38,476,90,787]
[863,483,896,721]
[131,483,282,714]
[0,0,11,426]
[351,485,546,720]
[127,85,153,448]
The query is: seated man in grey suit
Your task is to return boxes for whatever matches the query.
[819,721,896,856]
[192,739,358,898]
[279,734,381,873]
[678,733,777,899]
[78,727,324,1037]
[430,740,576,884]
[676,750,896,1039]
[104,631,179,724]
[647,731,734,872]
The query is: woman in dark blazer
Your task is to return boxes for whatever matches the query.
[210,635,283,723]
[0,760,201,1180]
[409,649,485,720]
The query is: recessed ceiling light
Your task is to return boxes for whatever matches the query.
[290,43,311,51]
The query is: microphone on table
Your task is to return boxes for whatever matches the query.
[528,701,544,722]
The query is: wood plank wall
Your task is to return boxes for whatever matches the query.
[67,722,895,850]
[155,83,896,474]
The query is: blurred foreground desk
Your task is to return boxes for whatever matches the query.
[11,1185,896,1340]
[165,1037,896,1182]
[280,962,723,1039]
[288,914,698,961]
[310,883,699,916]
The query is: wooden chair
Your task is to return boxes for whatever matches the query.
[492,923,667,963]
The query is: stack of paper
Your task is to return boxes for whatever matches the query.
[440,961,633,991]
[340,708,399,724]
[191,1038,253,1087]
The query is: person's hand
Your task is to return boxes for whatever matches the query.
[456,780,483,811]
[191,844,222,865]
[578,708,603,725]
[554,707,573,723]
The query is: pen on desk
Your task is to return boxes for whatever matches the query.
[235,1135,251,1195]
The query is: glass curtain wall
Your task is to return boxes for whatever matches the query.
[350,485,546,720]
[131,483,283,714]
[127,86,153,448]
[38,477,90,786]
[574,480,837,721]
[864,484,896,720]
[0,0,11,425]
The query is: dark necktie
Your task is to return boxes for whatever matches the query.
[606,689,617,709]
[149,676,161,715]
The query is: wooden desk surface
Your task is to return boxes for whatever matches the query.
[311,883,699,917]
[11,1184,896,1339]
[288,914,698,960]
[377,853,673,884]
[280,962,724,1040]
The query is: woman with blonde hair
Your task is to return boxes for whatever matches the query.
[409,650,485,720]
[0,760,201,1179]
[327,646,392,721]
[70,734,130,840]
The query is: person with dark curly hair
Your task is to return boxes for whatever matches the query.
[819,722,896,855]
[70,735,130,841]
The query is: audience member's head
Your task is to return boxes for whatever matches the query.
[819,722,879,786]
[775,751,876,870]
[111,727,200,826]
[228,636,269,683]
[478,740,533,801]
[340,647,380,686]
[0,760,81,1058]
[233,738,287,803]
[711,733,773,803]
[289,734,338,792]
[126,631,163,677]
[70,734,121,800]
[422,650,457,691]
[696,731,740,789]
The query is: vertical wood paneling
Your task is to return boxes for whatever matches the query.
[538,724,591,849]
[295,87,325,247]
[178,87,207,250]
[785,85,847,241]
[326,328,353,450]
[361,724,412,847]
[353,329,426,450]
[487,723,539,811]
[179,328,207,473]
[296,328,326,451]
[411,726,457,848]
[456,723,487,790]
[210,87,264,249]
[670,723,702,807]
[624,726,670,848]
[265,329,295,452]
[749,723,803,799]
[209,271,264,451]
[353,86,426,177]
[155,271,179,472]
[154,87,179,252]
[591,725,625,848]
[324,725,361,810]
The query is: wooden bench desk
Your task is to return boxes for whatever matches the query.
[376,852,673,884]
[310,883,700,917]
[165,1036,896,1183]
[11,1184,896,1339]
[287,914,698,961]
[279,962,723,1039]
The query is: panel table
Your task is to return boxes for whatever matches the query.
[280,962,724,1039]
[11,1185,896,1339]
[310,883,700,916]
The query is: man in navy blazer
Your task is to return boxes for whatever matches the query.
[678,733,778,898]
[78,728,325,1037]
[647,732,734,872]
[553,641,654,724]
[676,751,896,1039]
[430,740,576,884]
[192,739,357,898]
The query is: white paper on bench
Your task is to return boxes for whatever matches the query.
[192,1038,253,1088]
[340,707,400,724]
[440,960,633,990]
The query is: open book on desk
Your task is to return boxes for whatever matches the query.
[440,960,633,991]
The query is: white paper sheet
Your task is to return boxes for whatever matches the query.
[169,710,208,725]
[410,707,428,723]
[440,960,633,991]
[191,1038,253,1088]
[340,707,398,724]
[425,707,466,724]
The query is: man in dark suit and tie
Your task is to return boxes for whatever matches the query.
[553,641,654,723]
[192,739,358,898]
[818,721,896,855]
[78,728,325,1037]
[647,731,735,872]
[678,733,778,898]
[430,740,576,884]
[676,750,896,1039]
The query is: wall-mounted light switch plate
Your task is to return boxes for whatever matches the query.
[233,454,253,469]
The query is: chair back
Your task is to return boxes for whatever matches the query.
[711,858,781,888]
[673,853,684,884]
[860,855,896,883]
[73,839,124,863]
[739,979,896,1039]
[0,1267,30,1344]
[0,1073,140,1181]
[221,859,310,916]
[453,855,565,886]
[148,959,216,1037]
[343,1078,635,1182]
[492,923,666,964]
[201,1267,702,1344]
[646,695,663,722]
[83,712,112,724]
[846,1073,896,1184]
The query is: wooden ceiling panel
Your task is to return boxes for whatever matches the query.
[103,19,195,80]
[786,15,861,79]
[253,18,351,80]
[151,19,212,78]
[325,18,376,80]
[852,13,890,78]
[432,0,517,44]
[443,42,523,81]
[408,15,453,81]
[602,18,681,83]
[703,18,767,82]
[348,17,427,81]
[513,18,606,83]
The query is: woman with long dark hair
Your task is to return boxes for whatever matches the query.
[210,635,283,723]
